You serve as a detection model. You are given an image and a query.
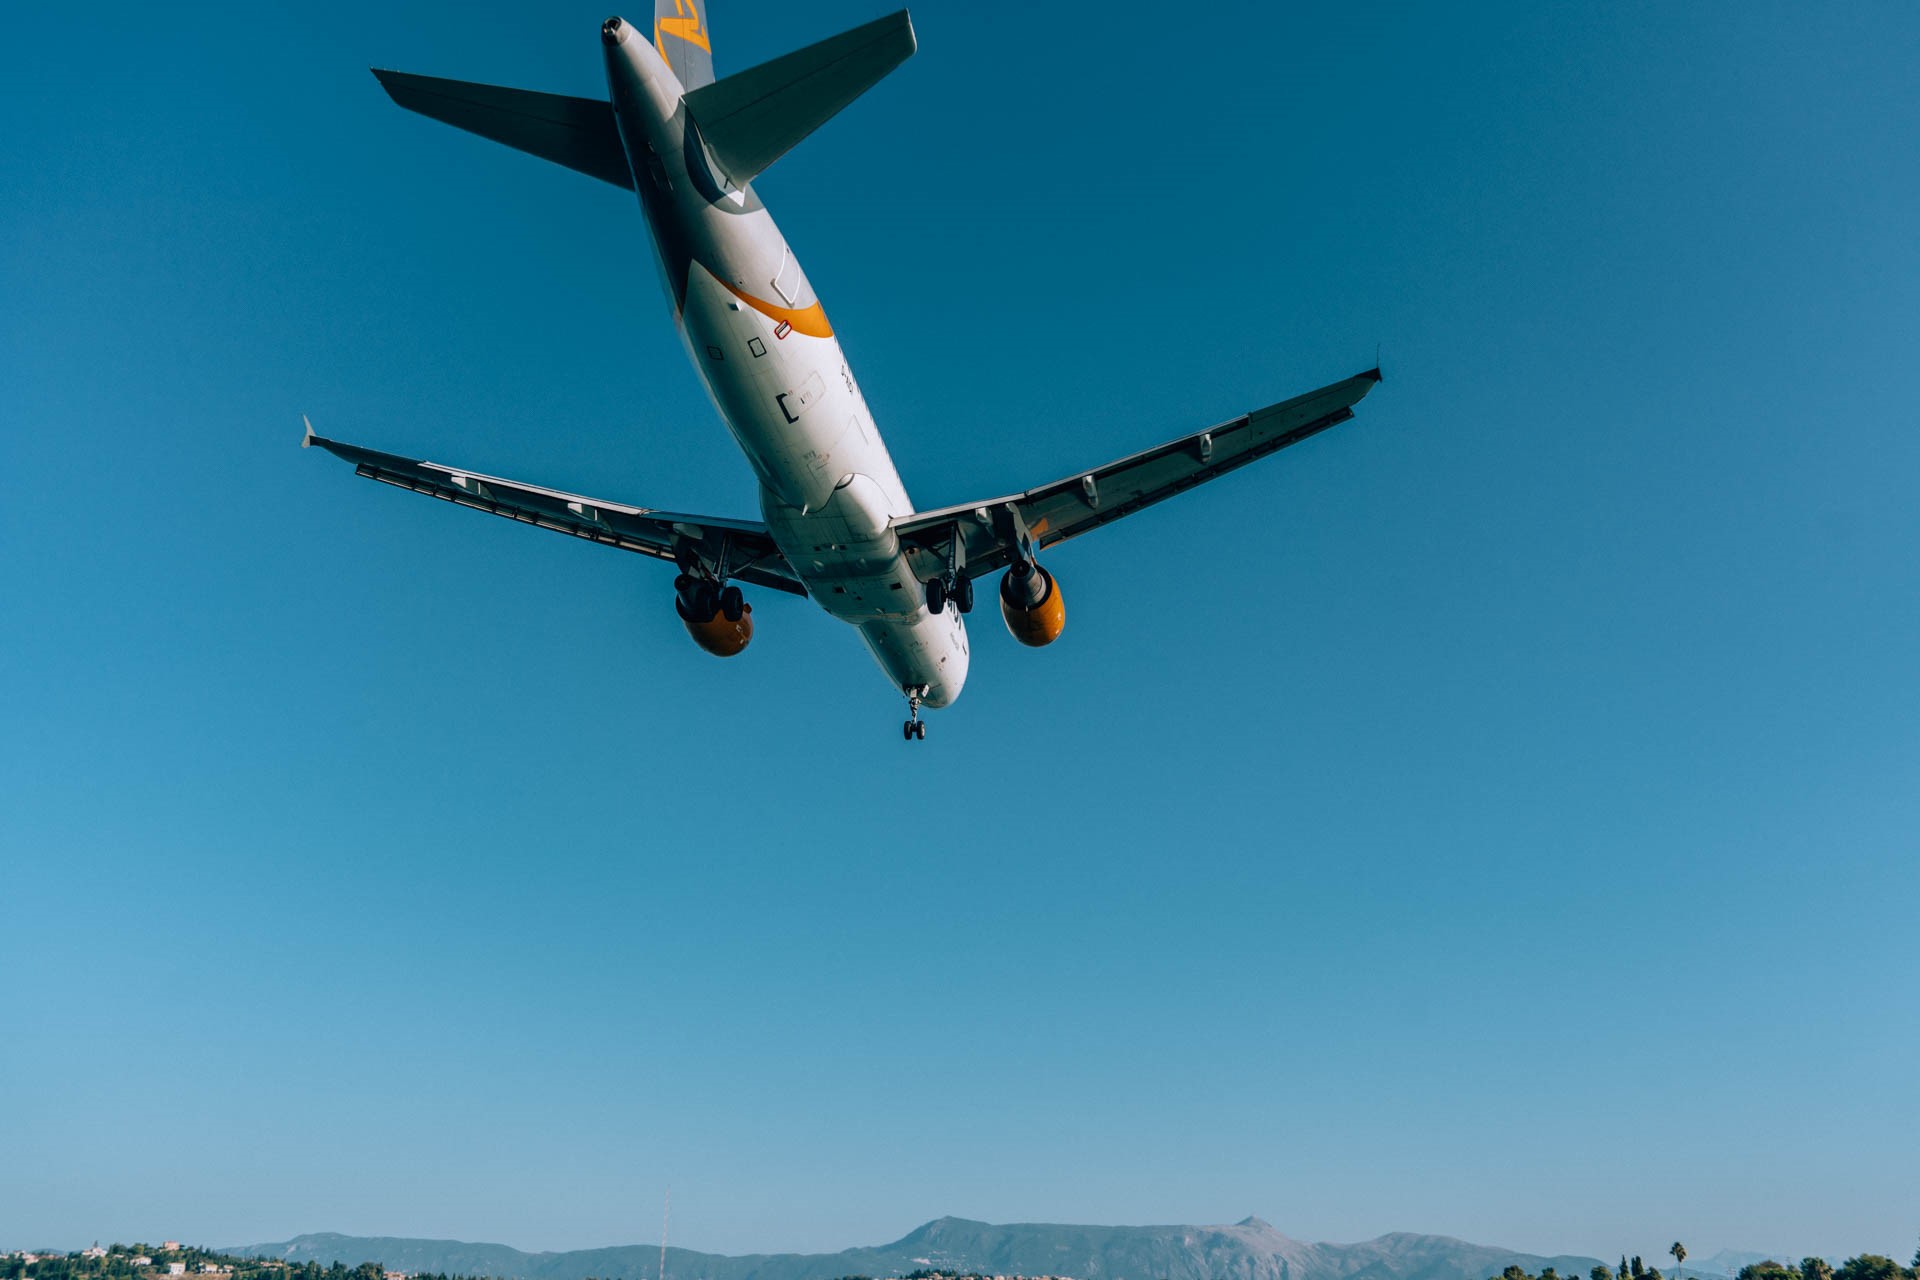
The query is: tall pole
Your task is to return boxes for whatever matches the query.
[659,1188,671,1280]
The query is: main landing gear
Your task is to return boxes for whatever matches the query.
[676,574,745,622]
[924,573,974,615]
[902,684,929,741]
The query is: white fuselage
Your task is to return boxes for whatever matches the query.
[604,26,968,708]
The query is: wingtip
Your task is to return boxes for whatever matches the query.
[301,414,315,448]
[1361,366,1383,383]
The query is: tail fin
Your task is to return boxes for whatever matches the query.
[654,0,716,91]
[682,9,914,189]
[373,70,634,189]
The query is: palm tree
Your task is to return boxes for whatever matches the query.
[1671,1244,1688,1280]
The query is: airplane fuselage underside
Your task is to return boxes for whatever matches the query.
[605,18,969,707]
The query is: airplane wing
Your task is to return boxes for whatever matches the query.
[303,423,808,596]
[892,368,1382,579]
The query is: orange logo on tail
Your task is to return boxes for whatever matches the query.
[655,0,711,55]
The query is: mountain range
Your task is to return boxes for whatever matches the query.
[230,1218,1610,1280]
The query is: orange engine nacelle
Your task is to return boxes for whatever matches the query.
[678,597,753,657]
[999,562,1065,647]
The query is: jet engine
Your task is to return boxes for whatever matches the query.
[676,575,753,657]
[999,560,1065,647]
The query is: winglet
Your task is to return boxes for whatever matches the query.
[301,415,316,448]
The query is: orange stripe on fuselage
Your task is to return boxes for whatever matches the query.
[719,280,835,339]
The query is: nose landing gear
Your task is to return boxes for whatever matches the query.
[901,684,929,741]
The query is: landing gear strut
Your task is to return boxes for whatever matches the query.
[901,684,929,741]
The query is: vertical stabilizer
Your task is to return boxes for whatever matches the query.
[654,1,715,90]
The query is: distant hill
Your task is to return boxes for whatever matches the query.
[229,1218,1605,1280]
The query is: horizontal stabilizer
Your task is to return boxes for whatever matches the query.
[682,9,915,187]
[373,69,633,190]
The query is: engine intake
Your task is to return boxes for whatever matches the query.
[999,561,1065,647]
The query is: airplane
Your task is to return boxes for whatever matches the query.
[305,3,1382,740]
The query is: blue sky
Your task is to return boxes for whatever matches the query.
[4,0,1917,1266]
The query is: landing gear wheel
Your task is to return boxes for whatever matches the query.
[691,579,720,622]
[952,575,975,614]
[913,719,926,740]
[720,584,744,622]
[925,576,946,615]
[903,720,916,741]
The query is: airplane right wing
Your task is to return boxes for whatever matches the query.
[892,368,1382,580]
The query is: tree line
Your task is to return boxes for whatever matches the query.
[1492,1245,1920,1280]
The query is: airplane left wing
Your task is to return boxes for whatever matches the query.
[893,368,1382,580]
[303,423,808,596]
